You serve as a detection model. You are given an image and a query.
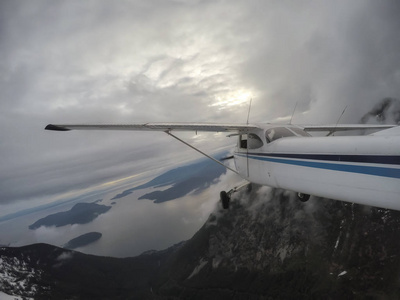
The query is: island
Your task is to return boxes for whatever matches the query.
[29,202,111,230]
[63,232,102,249]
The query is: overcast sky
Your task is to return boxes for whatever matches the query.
[1,0,400,213]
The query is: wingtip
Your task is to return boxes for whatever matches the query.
[45,124,70,131]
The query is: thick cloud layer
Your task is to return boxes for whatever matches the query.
[1,0,400,210]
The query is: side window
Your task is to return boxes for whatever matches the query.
[265,129,275,143]
[265,127,295,143]
[248,133,264,149]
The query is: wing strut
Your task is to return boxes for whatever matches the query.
[246,99,252,178]
[165,131,239,175]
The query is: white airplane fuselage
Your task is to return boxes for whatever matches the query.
[234,126,400,210]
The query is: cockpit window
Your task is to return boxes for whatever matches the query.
[239,133,264,149]
[265,127,295,143]
[248,133,264,149]
[289,127,311,137]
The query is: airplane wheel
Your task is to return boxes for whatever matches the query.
[297,193,310,202]
[220,191,230,209]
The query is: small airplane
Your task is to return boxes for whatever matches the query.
[45,122,400,211]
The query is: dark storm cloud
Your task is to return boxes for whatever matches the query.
[1,0,400,209]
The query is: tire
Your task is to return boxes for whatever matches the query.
[220,191,230,209]
[297,193,310,202]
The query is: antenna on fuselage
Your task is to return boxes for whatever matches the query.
[289,102,298,125]
[329,105,348,136]
[246,98,252,125]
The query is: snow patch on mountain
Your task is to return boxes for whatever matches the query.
[0,251,47,298]
[0,291,26,300]
[188,258,208,279]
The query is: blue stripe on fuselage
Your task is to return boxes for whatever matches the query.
[235,153,400,179]
[258,153,400,165]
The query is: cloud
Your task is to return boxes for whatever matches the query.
[237,1,400,124]
[32,225,70,245]
[1,0,400,212]
[56,251,73,262]
[360,97,400,124]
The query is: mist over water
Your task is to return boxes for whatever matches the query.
[0,165,241,257]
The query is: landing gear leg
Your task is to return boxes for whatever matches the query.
[297,193,310,202]
[220,191,231,209]
[220,182,250,209]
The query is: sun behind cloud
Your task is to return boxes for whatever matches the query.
[210,89,253,109]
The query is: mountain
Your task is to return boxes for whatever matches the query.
[63,232,102,250]
[0,242,181,299]
[29,202,111,230]
[112,155,227,203]
[2,185,400,299]
[155,186,400,298]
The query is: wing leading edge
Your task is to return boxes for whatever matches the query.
[45,123,397,134]
[45,123,258,133]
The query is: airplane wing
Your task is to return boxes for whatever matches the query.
[45,123,258,132]
[46,123,397,133]
[302,124,396,133]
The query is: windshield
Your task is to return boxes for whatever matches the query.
[265,127,295,143]
[289,127,311,137]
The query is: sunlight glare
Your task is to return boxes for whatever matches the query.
[209,90,252,109]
